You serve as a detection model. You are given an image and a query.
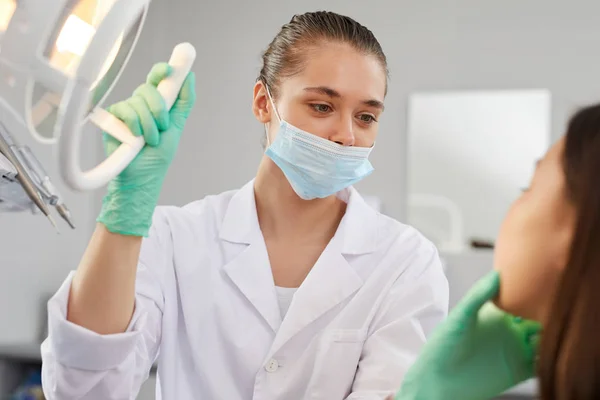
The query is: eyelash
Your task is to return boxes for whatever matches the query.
[311,104,331,113]
[309,104,378,124]
[359,114,377,124]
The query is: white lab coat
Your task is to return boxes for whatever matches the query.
[41,180,449,400]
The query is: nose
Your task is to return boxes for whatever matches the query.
[329,115,355,146]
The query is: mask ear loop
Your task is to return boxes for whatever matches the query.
[264,85,282,147]
[264,124,271,147]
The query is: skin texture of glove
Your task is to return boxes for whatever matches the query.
[97,63,196,237]
[393,270,541,400]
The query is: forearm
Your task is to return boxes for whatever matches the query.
[67,223,142,334]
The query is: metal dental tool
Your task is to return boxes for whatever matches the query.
[0,122,59,231]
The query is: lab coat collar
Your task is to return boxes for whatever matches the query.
[220,180,259,245]
[220,180,281,332]
[336,185,379,255]
[220,180,379,342]
[220,180,380,255]
[222,239,283,332]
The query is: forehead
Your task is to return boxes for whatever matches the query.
[282,42,387,101]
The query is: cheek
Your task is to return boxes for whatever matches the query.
[493,199,570,319]
[285,109,331,139]
[281,102,345,140]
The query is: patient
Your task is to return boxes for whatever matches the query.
[495,102,600,399]
[393,103,600,400]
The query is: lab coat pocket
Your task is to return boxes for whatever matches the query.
[309,329,368,399]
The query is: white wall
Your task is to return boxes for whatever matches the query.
[407,90,551,249]
[1,0,600,366]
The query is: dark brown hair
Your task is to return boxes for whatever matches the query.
[538,103,600,399]
[257,11,389,98]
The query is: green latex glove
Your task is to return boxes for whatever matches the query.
[394,270,541,400]
[97,63,196,236]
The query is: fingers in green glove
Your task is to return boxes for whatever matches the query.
[514,317,542,338]
[511,314,542,361]
[146,62,172,86]
[108,101,143,138]
[114,62,174,147]
[133,84,170,132]
[128,95,159,146]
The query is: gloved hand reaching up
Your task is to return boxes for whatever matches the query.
[97,63,196,237]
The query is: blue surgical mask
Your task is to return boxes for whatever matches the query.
[264,86,374,200]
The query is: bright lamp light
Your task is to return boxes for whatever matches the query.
[0,0,194,230]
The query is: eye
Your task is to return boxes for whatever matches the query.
[358,114,377,124]
[310,104,332,113]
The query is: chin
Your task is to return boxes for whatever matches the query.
[494,289,543,322]
[494,270,534,319]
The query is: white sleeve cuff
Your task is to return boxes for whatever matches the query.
[47,271,148,371]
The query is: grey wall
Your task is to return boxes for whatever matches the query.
[1,0,600,365]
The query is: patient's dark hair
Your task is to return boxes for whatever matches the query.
[538,103,600,400]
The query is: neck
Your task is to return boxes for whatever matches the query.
[254,156,346,243]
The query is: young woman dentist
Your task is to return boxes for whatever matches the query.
[41,11,448,400]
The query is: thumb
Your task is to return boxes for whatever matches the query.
[454,270,500,320]
[170,72,196,128]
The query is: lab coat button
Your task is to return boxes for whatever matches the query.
[265,359,279,372]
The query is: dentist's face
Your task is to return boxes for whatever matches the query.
[254,41,387,148]
[494,139,576,323]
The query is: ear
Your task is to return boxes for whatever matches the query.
[252,81,271,124]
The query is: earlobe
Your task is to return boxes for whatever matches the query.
[252,82,271,123]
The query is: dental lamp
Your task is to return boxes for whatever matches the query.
[0,0,196,231]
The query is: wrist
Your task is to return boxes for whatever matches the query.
[97,179,164,237]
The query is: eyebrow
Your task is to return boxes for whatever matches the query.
[303,86,385,111]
